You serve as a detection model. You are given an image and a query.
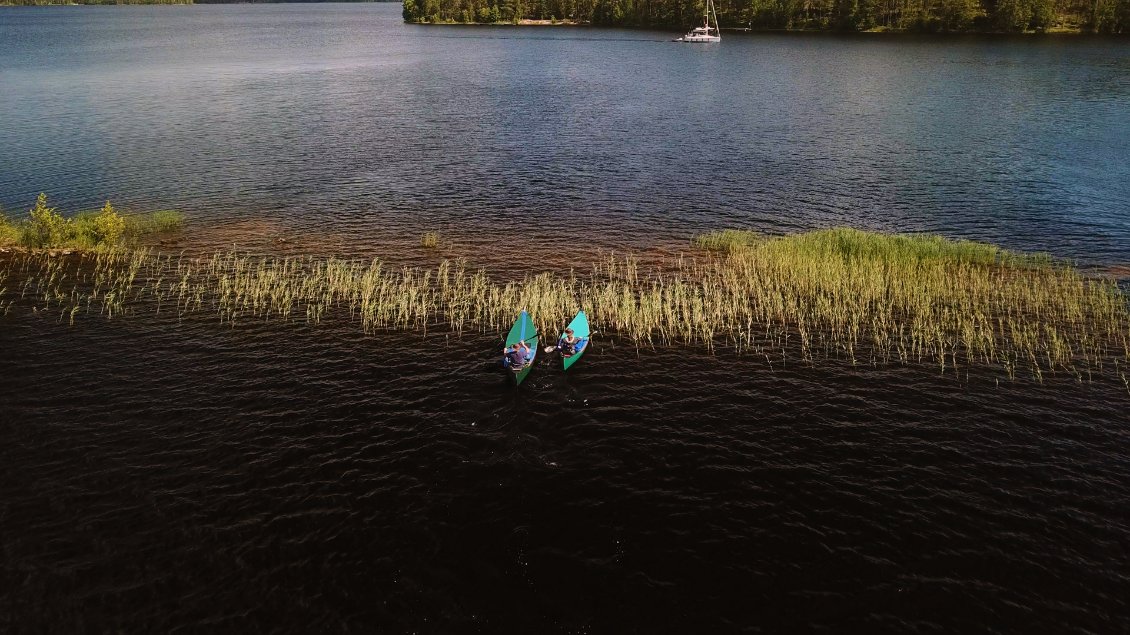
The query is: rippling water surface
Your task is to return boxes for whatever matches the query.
[2,4,1130,262]
[2,4,1130,632]
[3,315,1129,632]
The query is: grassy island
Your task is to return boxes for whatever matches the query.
[1,225,1127,383]
[0,194,183,251]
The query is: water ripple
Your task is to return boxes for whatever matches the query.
[3,310,1128,631]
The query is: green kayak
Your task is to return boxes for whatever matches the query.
[504,310,539,385]
[559,310,591,371]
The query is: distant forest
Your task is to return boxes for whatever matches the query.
[403,0,1129,32]
[1,0,189,4]
[2,0,1121,32]
[0,0,396,5]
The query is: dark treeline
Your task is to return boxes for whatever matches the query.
[193,0,392,3]
[403,0,1129,31]
[1,0,394,4]
[2,0,1118,29]
[2,0,191,4]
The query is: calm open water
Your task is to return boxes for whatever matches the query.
[2,4,1130,632]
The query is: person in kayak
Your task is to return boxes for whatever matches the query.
[551,328,582,356]
[504,341,531,369]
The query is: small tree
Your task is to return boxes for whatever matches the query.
[93,201,126,246]
[403,0,420,21]
[24,193,68,248]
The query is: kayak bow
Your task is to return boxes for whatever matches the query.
[560,310,591,371]
[504,310,539,385]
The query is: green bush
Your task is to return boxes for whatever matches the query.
[4,193,182,250]
[0,212,19,247]
[69,202,127,248]
[23,193,69,248]
[70,211,102,249]
[94,201,127,244]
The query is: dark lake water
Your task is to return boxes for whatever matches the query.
[2,4,1130,632]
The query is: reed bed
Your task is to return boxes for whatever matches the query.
[3,228,1128,381]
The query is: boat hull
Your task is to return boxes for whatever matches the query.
[561,310,591,371]
[677,0,721,43]
[505,310,539,385]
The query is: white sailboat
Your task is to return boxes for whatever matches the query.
[675,0,721,42]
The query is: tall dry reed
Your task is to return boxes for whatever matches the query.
[3,228,1128,380]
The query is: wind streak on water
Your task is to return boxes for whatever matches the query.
[1,313,1128,631]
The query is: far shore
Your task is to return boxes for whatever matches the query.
[0,4,1116,34]
[408,20,1108,35]
[412,18,583,26]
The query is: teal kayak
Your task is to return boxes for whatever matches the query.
[560,310,591,371]
[504,310,539,385]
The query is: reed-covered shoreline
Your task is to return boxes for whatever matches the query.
[2,228,1128,382]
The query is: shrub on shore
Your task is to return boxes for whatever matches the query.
[23,193,69,248]
[0,193,183,250]
[0,210,20,247]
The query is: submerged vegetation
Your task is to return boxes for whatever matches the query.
[692,229,765,253]
[0,194,183,251]
[404,0,1129,33]
[2,228,1128,382]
